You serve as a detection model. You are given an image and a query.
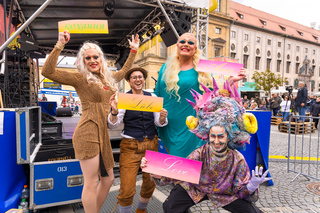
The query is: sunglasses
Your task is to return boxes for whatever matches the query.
[178,40,195,45]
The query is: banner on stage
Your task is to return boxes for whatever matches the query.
[142,150,202,184]
[117,93,163,112]
[197,59,243,76]
[58,20,109,34]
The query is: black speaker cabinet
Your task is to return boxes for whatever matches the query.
[42,120,63,139]
[56,107,72,117]
[160,11,192,47]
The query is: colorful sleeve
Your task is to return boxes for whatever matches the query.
[232,155,254,201]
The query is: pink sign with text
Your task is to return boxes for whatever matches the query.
[197,59,243,76]
[142,150,202,184]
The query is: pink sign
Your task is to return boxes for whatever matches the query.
[142,150,202,184]
[197,59,243,76]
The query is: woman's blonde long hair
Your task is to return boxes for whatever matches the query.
[162,34,212,101]
[76,42,118,92]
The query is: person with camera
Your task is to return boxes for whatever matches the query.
[295,81,308,121]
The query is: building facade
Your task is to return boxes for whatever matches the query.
[229,1,320,93]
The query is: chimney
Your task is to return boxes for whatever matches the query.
[310,22,316,29]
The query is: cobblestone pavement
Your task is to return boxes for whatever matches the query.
[150,125,320,213]
[67,125,320,213]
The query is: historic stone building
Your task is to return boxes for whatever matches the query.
[229,1,320,93]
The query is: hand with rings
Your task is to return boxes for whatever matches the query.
[247,166,272,194]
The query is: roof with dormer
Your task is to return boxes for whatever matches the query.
[230,1,320,44]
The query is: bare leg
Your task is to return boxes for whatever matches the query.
[96,168,115,211]
[139,197,150,203]
[79,155,100,213]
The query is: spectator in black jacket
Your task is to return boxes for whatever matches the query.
[295,81,308,121]
[310,97,320,128]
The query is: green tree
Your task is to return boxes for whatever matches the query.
[250,69,288,97]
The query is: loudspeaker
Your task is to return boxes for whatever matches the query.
[115,47,131,69]
[160,11,192,47]
[56,107,72,117]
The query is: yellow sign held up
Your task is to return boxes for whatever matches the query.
[58,20,109,34]
[117,93,163,112]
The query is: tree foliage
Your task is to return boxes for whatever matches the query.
[250,69,288,96]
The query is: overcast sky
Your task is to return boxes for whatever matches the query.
[232,0,320,28]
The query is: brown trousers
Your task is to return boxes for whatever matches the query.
[117,136,159,206]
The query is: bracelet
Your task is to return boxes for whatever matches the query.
[55,41,65,50]
[111,111,118,116]
[130,49,137,54]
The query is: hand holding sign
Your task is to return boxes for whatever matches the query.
[227,67,246,84]
[117,93,163,112]
[142,151,202,184]
[141,157,162,179]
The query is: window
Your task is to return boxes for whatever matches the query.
[160,41,167,58]
[236,12,244,19]
[216,0,221,12]
[244,34,249,41]
[266,58,271,70]
[297,30,303,36]
[277,60,281,72]
[279,25,286,31]
[313,49,316,55]
[296,63,300,74]
[267,50,271,57]
[259,19,266,26]
[231,52,236,59]
[231,31,236,38]
[287,44,291,50]
[243,55,249,69]
[305,48,308,53]
[255,57,260,70]
[287,54,290,60]
[244,46,248,53]
[312,65,316,75]
[278,42,281,47]
[296,56,299,61]
[215,27,221,34]
[268,39,271,45]
[231,43,235,51]
[243,78,247,83]
[256,36,261,43]
[256,48,260,55]
[313,35,318,41]
[296,46,300,51]
[286,61,291,73]
[215,46,221,57]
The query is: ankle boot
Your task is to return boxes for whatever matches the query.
[136,208,147,213]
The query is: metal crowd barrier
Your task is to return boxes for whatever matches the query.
[286,115,320,181]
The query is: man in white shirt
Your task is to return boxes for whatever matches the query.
[108,64,168,213]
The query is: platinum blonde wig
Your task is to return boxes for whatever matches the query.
[162,34,212,101]
[76,42,117,92]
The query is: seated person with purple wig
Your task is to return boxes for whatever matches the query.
[141,79,271,213]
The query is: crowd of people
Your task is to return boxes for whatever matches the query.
[42,31,270,213]
[241,81,320,127]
